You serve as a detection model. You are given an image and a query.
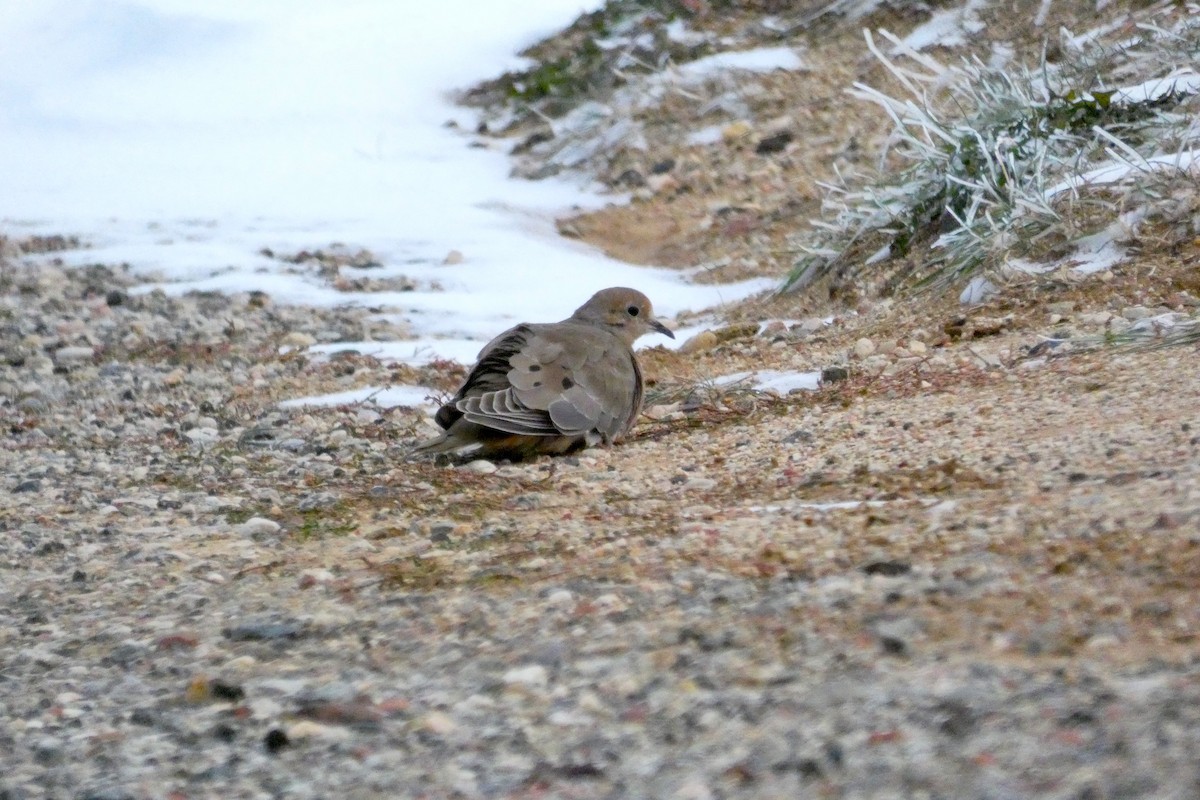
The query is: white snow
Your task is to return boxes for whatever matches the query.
[899,0,989,51]
[686,125,726,147]
[1045,150,1198,198]
[713,370,821,395]
[279,385,439,411]
[1108,70,1200,105]
[675,46,805,80]
[0,0,776,372]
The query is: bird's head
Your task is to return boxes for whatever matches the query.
[572,287,675,347]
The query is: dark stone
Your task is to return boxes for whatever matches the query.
[936,699,977,737]
[13,479,42,493]
[782,429,813,444]
[511,129,554,155]
[105,643,146,666]
[755,131,793,154]
[104,290,126,307]
[129,707,158,726]
[224,620,303,641]
[650,158,675,174]
[77,790,136,800]
[614,169,646,187]
[820,366,849,384]
[210,681,246,702]
[774,757,822,778]
[861,560,911,577]
[71,569,87,583]
[879,635,908,656]
[213,723,238,742]
[264,728,290,754]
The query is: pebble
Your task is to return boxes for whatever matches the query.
[236,517,283,537]
[53,345,95,365]
[1080,311,1114,326]
[224,619,304,641]
[679,330,719,354]
[721,120,753,143]
[503,665,549,688]
[421,711,457,735]
[286,720,352,742]
[1121,305,1156,320]
[853,337,876,358]
[462,459,498,474]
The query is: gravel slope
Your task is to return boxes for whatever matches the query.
[3,246,1200,798]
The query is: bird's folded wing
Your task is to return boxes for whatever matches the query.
[449,322,638,441]
[457,389,559,435]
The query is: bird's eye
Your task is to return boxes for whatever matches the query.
[627,305,640,317]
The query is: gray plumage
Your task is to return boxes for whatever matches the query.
[411,287,674,460]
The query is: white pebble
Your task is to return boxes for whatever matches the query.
[237,517,282,537]
[503,664,549,688]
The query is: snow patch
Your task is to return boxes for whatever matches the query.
[280,385,439,410]
[714,370,821,395]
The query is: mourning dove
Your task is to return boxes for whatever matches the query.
[412,287,674,460]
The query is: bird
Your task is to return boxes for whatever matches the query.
[411,287,674,460]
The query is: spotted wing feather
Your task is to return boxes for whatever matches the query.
[436,322,641,443]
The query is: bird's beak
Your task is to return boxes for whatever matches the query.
[651,319,675,339]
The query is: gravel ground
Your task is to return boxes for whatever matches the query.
[3,244,1200,799]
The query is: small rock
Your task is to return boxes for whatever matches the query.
[442,249,465,265]
[644,402,682,421]
[721,120,754,143]
[236,517,282,537]
[1121,306,1154,320]
[820,366,849,384]
[13,479,42,493]
[53,346,94,365]
[546,588,574,608]
[429,521,457,542]
[224,619,303,641]
[908,340,927,355]
[286,720,352,742]
[646,174,679,194]
[462,459,497,474]
[1047,301,1076,315]
[853,338,876,358]
[184,427,219,444]
[281,332,317,349]
[613,169,645,187]
[759,320,788,338]
[32,736,63,765]
[755,130,793,154]
[264,728,290,754]
[861,560,912,577]
[794,317,825,335]
[420,711,457,735]
[679,330,719,355]
[1080,311,1113,326]
[503,664,549,688]
[960,276,998,305]
[78,788,136,800]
